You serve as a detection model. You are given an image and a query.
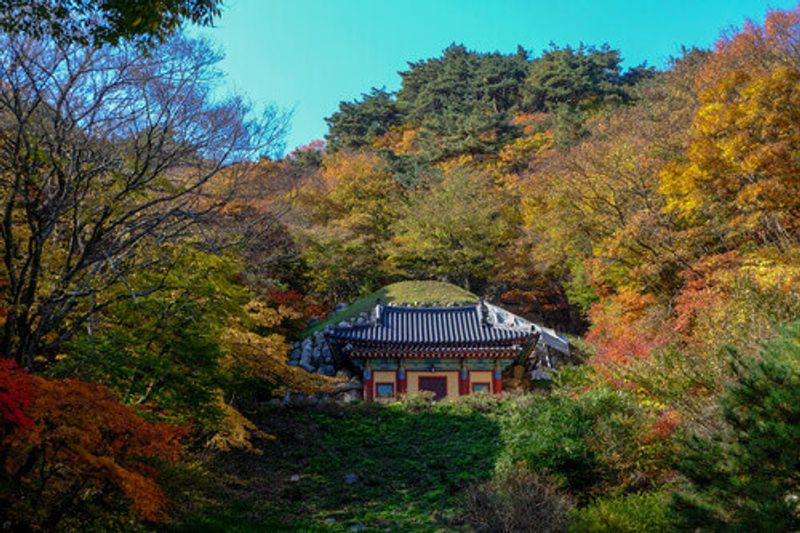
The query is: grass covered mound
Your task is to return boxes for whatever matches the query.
[303,281,479,337]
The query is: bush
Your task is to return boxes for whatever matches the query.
[569,491,676,532]
[397,390,437,412]
[553,364,597,391]
[466,464,573,533]
[0,367,185,531]
[500,387,627,492]
[450,389,505,413]
[500,384,676,494]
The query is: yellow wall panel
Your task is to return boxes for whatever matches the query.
[373,370,397,384]
[469,370,493,393]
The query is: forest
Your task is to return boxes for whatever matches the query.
[1,1,799,531]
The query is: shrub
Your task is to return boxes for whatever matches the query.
[500,388,628,492]
[1,369,185,531]
[466,464,573,533]
[450,389,505,413]
[397,390,437,412]
[568,491,676,532]
[501,395,595,490]
[501,383,677,495]
[553,364,597,391]
[585,399,679,492]
[0,359,34,433]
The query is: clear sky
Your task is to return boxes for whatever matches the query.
[191,0,797,152]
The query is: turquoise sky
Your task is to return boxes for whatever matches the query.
[191,0,796,152]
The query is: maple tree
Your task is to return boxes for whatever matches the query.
[223,298,338,397]
[661,27,800,247]
[0,360,33,434]
[1,371,184,529]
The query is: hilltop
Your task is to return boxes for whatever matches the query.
[303,280,479,337]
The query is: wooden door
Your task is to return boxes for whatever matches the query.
[418,376,447,400]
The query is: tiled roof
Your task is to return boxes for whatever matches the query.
[325,304,537,346]
[349,346,519,358]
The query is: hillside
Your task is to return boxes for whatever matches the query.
[182,401,504,531]
[303,280,479,337]
[5,3,800,532]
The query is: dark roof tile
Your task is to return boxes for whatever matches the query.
[325,304,535,345]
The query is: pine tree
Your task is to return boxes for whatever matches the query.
[674,322,800,531]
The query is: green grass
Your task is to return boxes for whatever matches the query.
[303,281,479,338]
[176,400,504,532]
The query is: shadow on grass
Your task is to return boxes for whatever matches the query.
[174,402,502,532]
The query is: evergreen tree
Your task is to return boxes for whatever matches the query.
[397,44,529,159]
[325,88,402,151]
[674,322,800,531]
[521,44,650,112]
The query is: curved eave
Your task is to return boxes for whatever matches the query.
[326,333,539,349]
[348,347,521,359]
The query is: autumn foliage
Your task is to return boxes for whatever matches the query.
[1,363,185,529]
[0,360,33,433]
[223,298,339,396]
[1,3,800,531]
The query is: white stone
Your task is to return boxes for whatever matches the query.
[334,380,362,394]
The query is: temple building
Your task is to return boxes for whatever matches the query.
[325,300,569,401]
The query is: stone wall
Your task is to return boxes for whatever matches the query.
[285,306,369,403]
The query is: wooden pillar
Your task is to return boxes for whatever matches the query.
[459,361,469,395]
[493,364,503,395]
[363,363,373,402]
[397,364,407,395]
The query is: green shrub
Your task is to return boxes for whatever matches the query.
[553,364,597,390]
[396,390,437,412]
[500,387,626,492]
[450,389,505,414]
[569,491,676,532]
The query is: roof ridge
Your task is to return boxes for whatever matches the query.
[381,303,479,311]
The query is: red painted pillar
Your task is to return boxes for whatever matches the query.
[493,365,503,395]
[459,365,469,395]
[397,366,407,395]
[363,365,373,402]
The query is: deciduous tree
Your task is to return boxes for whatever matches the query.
[386,164,511,290]
[0,34,284,368]
[0,0,222,46]
[2,371,185,530]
